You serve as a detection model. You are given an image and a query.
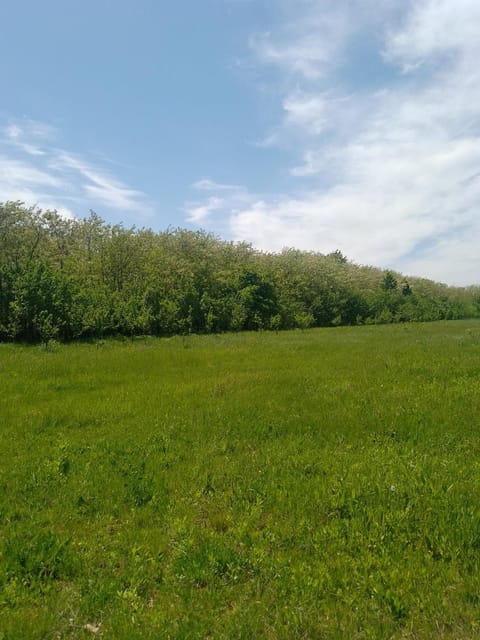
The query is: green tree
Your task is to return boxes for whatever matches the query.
[382,271,398,291]
[235,270,278,330]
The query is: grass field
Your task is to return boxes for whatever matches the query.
[2,321,480,639]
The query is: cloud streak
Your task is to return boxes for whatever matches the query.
[0,118,151,220]
[185,179,253,225]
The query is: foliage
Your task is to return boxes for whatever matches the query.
[0,201,478,342]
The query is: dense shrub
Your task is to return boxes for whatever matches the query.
[0,201,478,342]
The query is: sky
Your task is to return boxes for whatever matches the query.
[1,0,479,286]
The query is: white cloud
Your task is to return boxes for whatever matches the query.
[283,92,330,135]
[54,152,148,212]
[186,196,226,223]
[385,0,480,67]
[0,156,61,188]
[186,180,253,224]
[193,178,242,192]
[188,0,480,285]
[0,119,150,219]
[4,121,48,156]
[251,29,339,80]
[250,1,399,80]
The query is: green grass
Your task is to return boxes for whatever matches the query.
[2,321,480,638]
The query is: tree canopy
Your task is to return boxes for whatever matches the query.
[1,201,478,342]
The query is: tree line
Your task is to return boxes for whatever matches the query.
[0,201,478,342]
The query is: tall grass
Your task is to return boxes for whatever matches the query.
[2,321,480,638]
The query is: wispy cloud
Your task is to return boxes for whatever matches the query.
[0,118,151,219]
[186,197,227,223]
[192,178,243,192]
[384,0,480,67]
[185,179,253,225]
[5,121,49,157]
[52,152,148,212]
[187,0,480,285]
[249,2,350,80]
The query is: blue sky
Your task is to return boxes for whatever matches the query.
[1,0,480,285]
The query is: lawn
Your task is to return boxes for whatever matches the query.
[1,321,480,638]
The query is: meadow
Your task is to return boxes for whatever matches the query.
[1,321,480,638]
